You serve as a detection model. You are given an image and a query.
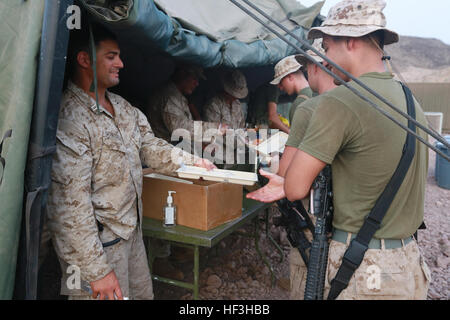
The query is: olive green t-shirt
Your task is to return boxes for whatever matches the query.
[285,96,318,148]
[288,87,314,123]
[298,73,428,239]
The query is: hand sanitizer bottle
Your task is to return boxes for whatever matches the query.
[163,191,176,227]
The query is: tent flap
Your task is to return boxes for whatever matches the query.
[0,0,45,299]
[82,0,323,68]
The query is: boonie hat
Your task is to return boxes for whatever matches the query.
[187,64,207,80]
[177,63,207,80]
[223,70,248,99]
[270,55,302,85]
[308,0,399,45]
[296,39,325,66]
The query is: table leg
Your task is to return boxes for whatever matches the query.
[193,245,199,300]
[145,238,198,298]
[265,209,284,263]
[253,217,276,287]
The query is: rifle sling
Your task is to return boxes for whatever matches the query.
[327,83,417,300]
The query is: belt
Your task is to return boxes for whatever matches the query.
[332,229,414,250]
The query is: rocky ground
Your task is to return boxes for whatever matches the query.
[416,137,450,300]
[154,137,450,301]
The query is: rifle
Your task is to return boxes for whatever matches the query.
[273,199,314,266]
[257,157,314,266]
[304,165,333,300]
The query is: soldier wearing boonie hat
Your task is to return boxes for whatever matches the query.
[298,0,430,300]
[248,0,431,300]
[270,55,313,124]
[307,0,398,77]
[296,38,325,67]
[145,63,226,143]
[204,70,248,129]
[308,0,399,45]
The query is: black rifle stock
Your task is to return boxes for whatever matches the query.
[274,199,314,266]
[304,165,333,300]
[256,158,314,266]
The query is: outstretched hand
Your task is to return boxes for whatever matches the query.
[246,169,285,203]
[193,158,217,171]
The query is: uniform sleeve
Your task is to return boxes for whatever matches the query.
[47,119,112,283]
[238,109,245,129]
[298,96,360,164]
[136,109,199,174]
[204,99,222,124]
[162,96,218,140]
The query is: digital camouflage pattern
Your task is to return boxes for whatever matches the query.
[270,55,303,85]
[47,81,198,284]
[296,38,325,67]
[146,81,218,142]
[222,70,248,100]
[64,226,154,299]
[308,0,399,45]
[290,238,430,300]
[204,95,246,129]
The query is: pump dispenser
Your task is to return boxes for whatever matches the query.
[163,191,177,227]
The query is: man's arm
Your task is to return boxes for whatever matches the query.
[137,109,215,174]
[163,96,218,139]
[204,99,222,124]
[277,146,298,177]
[188,103,202,121]
[46,119,122,299]
[268,102,290,134]
[284,149,326,202]
[245,145,307,203]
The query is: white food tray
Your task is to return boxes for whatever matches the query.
[176,166,257,186]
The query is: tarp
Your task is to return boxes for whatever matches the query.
[0,0,45,299]
[82,0,324,68]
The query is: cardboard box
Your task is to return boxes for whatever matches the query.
[142,175,243,231]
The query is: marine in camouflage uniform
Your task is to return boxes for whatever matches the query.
[204,96,245,130]
[204,70,248,129]
[146,78,219,143]
[45,25,213,299]
[47,81,199,299]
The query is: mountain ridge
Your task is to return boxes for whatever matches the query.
[386,36,450,82]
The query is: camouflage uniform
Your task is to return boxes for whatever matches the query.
[204,95,245,129]
[47,81,197,299]
[323,237,431,300]
[146,81,218,142]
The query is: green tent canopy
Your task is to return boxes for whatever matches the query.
[83,0,324,67]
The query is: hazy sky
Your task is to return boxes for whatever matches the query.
[298,0,450,45]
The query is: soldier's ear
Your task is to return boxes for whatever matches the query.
[346,37,358,52]
[77,51,91,69]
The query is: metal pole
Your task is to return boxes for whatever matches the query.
[229,0,450,162]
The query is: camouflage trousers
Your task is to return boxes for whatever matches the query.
[290,236,431,300]
[63,225,154,300]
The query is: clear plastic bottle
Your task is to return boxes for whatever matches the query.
[163,191,176,227]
